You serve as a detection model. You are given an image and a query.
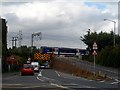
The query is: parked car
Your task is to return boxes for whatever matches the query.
[21,64,34,76]
[44,64,50,69]
[40,65,45,69]
[40,64,50,69]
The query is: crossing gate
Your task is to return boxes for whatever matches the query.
[34,53,50,60]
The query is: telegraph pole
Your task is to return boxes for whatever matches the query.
[12,37,14,48]
[15,37,17,47]
[17,30,22,47]
[12,36,18,48]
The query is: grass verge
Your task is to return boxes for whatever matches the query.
[52,58,111,81]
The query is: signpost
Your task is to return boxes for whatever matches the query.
[7,55,18,72]
[92,42,98,79]
[27,57,31,64]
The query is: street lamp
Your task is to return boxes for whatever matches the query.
[31,32,42,61]
[104,19,116,47]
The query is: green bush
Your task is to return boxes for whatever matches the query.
[84,44,120,68]
[96,44,120,68]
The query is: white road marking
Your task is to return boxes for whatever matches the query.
[51,83,68,89]
[88,80,93,81]
[84,86,96,88]
[42,76,50,80]
[38,72,42,76]
[99,80,105,83]
[3,84,22,86]
[111,79,120,84]
[43,76,50,80]
[55,71,61,77]
[62,83,96,88]
[55,71,92,81]
[19,86,41,88]
[115,79,120,82]
[36,76,44,82]
[3,85,42,89]
[37,70,57,82]
[38,69,43,77]
[43,76,57,81]
[111,82,119,84]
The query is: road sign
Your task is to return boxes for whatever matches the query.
[34,53,50,60]
[27,61,30,64]
[7,55,18,64]
[92,42,98,79]
[28,57,31,61]
[93,42,98,50]
[92,50,97,56]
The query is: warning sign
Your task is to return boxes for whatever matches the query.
[92,50,97,56]
[93,42,98,50]
[34,53,50,60]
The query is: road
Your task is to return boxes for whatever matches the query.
[2,69,119,90]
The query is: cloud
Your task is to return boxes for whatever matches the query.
[1,1,118,49]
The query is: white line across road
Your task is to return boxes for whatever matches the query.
[50,83,68,89]
[3,84,22,86]
[3,84,43,89]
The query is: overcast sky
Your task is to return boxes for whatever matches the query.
[0,0,119,49]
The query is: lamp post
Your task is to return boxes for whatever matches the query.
[104,19,116,47]
[31,32,42,61]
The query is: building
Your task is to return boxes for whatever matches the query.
[118,19,120,36]
[0,17,8,72]
[0,17,8,50]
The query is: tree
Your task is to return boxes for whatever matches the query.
[7,45,39,64]
[96,44,120,68]
[81,31,120,51]
[81,31,120,68]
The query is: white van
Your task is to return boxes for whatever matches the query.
[31,62,39,72]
